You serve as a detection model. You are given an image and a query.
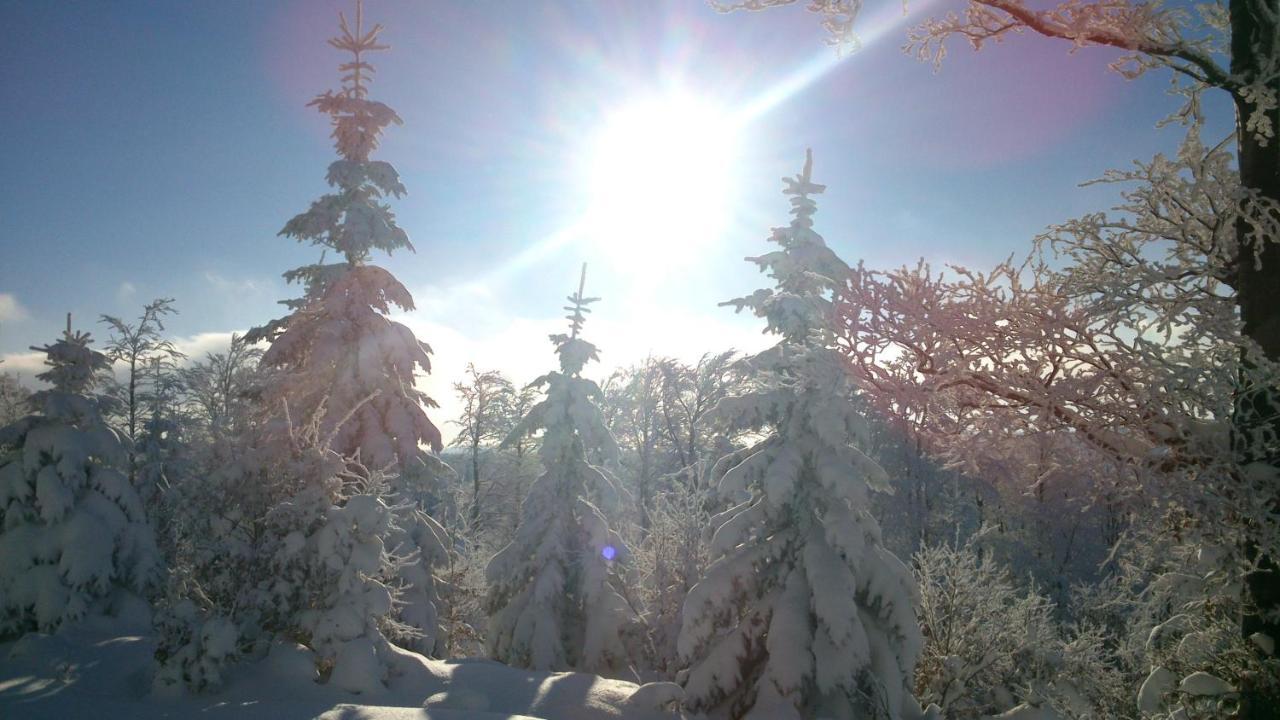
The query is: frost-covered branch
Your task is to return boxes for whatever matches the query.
[907,0,1232,91]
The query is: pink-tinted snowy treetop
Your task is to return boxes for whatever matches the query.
[247,2,441,469]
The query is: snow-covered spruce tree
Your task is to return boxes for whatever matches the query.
[678,152,927,719]
[484,269,644,678]
[244,1,442,471]
[0,321,157,635]
[255,0,450,655]
[155,6,450,690]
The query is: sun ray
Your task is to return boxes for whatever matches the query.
[737,0,931,122]
[482,0,933,288]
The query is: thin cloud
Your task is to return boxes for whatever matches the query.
[0,294,30,323]
[0,351,44,385]
[3,330,251,390]
[204,271,267,298]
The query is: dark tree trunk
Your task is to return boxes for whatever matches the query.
[469,439,482,535]
[127,355,139,487]
[1230,1,1280,715]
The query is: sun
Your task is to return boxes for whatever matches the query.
[581,92,740,269]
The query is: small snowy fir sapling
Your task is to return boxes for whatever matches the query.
[484,267,644,679]
[151,601,243,694]
[245,0,442,470]
[286,489,400,694]
[154,409,421,693]
[677,152,927,719]
[0,321,157,634]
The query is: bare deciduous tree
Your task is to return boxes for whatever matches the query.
[450,363,515,534]
[100,298,184,486]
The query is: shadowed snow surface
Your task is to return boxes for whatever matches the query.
[0,610,682,720]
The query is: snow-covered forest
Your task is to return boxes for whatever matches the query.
[1,1,1277,719]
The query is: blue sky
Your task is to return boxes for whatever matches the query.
[0,0,1234,417]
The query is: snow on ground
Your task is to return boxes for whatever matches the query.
[0,609,684,720]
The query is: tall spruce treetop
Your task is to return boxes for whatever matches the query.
[0,320,157,634]
[247,1,441,469]
[678,152,928,720]
[484,268,642,678]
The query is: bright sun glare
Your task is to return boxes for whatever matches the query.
[582,93,739,268]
